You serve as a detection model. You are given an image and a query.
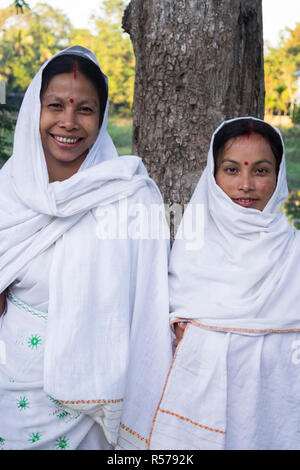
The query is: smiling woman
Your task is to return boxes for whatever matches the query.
[0,46,172,451]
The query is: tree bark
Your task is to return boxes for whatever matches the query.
[123,0,264,208]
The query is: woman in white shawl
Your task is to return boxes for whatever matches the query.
[148,117,300,450]
[0,46,172,450]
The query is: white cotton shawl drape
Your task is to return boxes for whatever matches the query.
[169,116,300,333]
[0,46,169,444]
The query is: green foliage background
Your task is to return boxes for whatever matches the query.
[0,0,134,113]
[1,2,300,227]
[264,23,300,115]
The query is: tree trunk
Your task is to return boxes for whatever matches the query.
[123,0,264,209]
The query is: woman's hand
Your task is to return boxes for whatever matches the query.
[0,291,6,317]
[173,321,187,347]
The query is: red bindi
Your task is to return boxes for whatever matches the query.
[244,161,249,166]
[69,98,74,103]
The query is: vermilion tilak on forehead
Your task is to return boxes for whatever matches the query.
[246,123,253,139]
[69,64,77,103]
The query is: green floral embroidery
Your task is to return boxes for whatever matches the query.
[27,334,42,350]
[0,437,5,445]
[55,436,69,450]
[29,432,42,443]
[56,410,71,420]
[48,396,80,422]
[48,395,61,405]
[17,396,30,411]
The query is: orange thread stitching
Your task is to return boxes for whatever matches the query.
[189,320,300,333]
[120,423,148,444]
[159,409,225,435]
[148,323,191,449]
[154,421,223,447]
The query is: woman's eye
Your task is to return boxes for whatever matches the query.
[224,167,237,174]
[256,168,268,175]
[79,106,94,113]
[48,103,62,109]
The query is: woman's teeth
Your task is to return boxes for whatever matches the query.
[54,135,79,144]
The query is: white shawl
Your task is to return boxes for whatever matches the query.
[0,46,170,445]
[169,116,300,334]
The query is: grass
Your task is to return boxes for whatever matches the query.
[280,126,300,191]
[107,118,133,156]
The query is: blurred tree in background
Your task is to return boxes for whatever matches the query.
[282,191,300,229]
[1,0,134,115]
[0,3,71,93]
[13,0,30,13]
[89,0,135,115]
[265,23,300,115]
[1,3,299,120]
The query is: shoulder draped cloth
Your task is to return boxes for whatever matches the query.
[0,46,172,446]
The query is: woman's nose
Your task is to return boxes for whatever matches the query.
[59,108,78,130]
[239,171,254,191]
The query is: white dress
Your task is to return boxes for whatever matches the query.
[148,323,300,450]
[0,246,112,450]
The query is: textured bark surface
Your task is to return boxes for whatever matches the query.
[123,0,264,206]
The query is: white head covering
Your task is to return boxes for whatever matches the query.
[0,46,167,444]
[169,116,300,333]
[0,44,154,288]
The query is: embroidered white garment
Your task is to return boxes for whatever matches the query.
[0,249,113,450]
[149,117,300,450]
[0,46,171,449]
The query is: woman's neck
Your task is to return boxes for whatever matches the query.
[45,154,87,182]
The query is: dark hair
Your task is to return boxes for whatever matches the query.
[213,118,283,175]
[40,54,108,121]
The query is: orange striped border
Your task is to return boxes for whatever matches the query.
[120,423,149,445]
[148,323,191,449]
[57,398,123,405]
[189,319,300,335]
[171,318,300,335]
[159,409,225,435]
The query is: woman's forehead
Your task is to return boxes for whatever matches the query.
[42,72,99,102]
[219,133,276,162]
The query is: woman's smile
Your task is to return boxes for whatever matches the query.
[232,198,259,208]
[51,134,83,145]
